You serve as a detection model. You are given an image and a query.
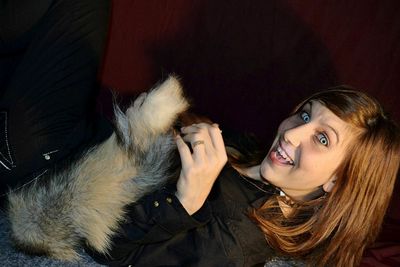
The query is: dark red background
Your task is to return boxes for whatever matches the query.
[99,1,400,266]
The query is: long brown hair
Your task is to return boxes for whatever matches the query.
[233,88,400,266]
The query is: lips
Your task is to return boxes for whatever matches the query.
[269,141,294,166]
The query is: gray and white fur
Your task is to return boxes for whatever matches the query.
[7,76,189,261]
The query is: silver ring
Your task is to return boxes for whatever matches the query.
[192,140,205,148]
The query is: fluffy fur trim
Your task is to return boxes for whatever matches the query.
[7,76,188,261]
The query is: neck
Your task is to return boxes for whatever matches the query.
[234,165,264,181]
[235,165,296,216]
[281,187,325,202]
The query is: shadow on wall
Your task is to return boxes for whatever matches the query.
[98,1,400,264]
[99,0,337,147]
[151,0,338,146]
[101,0,400,145]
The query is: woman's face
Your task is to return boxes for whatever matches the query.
[260,100,356,201]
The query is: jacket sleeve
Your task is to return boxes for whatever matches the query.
[87,184,212,266]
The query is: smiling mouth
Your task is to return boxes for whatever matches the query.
[269,142,294,166]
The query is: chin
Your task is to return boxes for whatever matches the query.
[260,160,274,182]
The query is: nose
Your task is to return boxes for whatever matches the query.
[283,123,312,147]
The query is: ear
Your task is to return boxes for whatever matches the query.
[322,176,336,193]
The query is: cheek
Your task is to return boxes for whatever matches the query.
[276,114,299,135]
[299,151,340,180]
[277,118,292,133]
[259,157,279,183]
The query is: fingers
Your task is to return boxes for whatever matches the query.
[191,140,206,151]
[180,124,211,156]
[191,138,207,162]
[175,123,227,215]
[180,123,223,154]
[175,134,193,167]
[207,124,226,159]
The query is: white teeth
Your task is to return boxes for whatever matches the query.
[277,147,285,158]
[276,146,294,165]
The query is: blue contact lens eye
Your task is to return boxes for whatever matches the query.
[317,133,329,146]
[301,112,310,123]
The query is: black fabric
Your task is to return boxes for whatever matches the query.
[0,0,111,204]
[87,165,276,267]
[0,0,53,43]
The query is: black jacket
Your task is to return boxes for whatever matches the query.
[87,165,277,267]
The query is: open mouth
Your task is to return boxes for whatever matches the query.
[269,142,294,166]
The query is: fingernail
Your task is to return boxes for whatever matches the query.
[212,123,219,128]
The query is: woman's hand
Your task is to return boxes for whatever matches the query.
[175,123,228,215]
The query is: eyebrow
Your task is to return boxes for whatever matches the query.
[326,125,340,144]
[309,101,340,144]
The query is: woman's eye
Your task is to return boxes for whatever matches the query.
[316,133,329,147]
[300,111,311,123]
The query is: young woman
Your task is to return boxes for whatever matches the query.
[1,1,399,267]
[86,88,400,267]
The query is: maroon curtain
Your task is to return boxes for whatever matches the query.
[100,1,400,265]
